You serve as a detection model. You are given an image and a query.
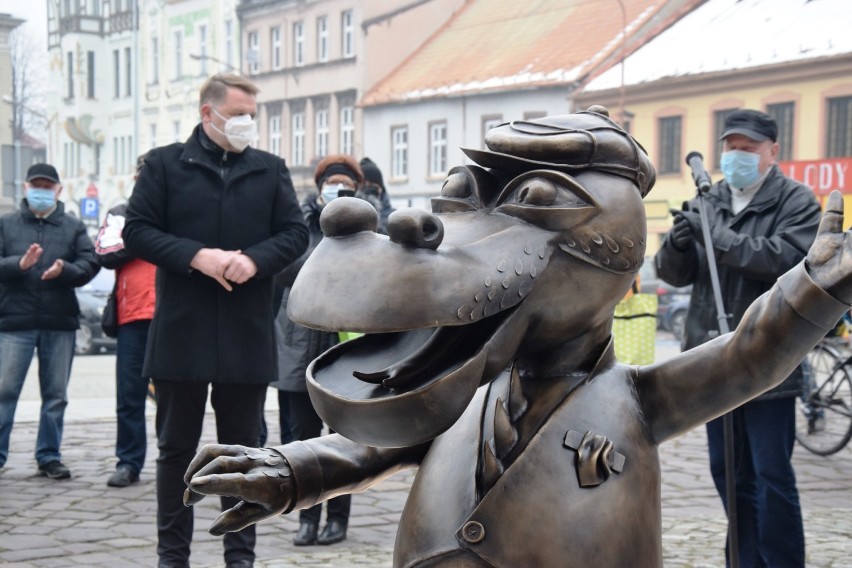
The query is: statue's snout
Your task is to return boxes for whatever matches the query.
[387,208,444,250]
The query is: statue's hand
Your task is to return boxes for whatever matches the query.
[183,444,294,535]
[807,191,852,304]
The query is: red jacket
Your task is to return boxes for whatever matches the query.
[95,203,156,325]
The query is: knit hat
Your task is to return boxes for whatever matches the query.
[314,155,364,189]
[359,157,385,190]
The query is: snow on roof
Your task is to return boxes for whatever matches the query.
[584,0,852,91]
[361,0,670,106]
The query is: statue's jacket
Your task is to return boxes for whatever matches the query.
[277,263,848,568]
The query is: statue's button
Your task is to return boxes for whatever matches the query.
[461,520,485,544]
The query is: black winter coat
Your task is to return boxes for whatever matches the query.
[123,125,309,383]
[0,201,99,331]
[655,166,821,399]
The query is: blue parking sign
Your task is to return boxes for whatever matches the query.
[80,198,99,219]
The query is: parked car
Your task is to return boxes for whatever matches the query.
[659,298,689,341]
[638,258,692,326]
[75,270,117,355]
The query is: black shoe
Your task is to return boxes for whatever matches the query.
[38,460,71,480]
[225,561,253,568]
[294,522,319,546]
[107,465,139,487]
[317,520,348,545]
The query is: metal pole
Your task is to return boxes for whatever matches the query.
[695,187,739,568]
[13,137,21,207]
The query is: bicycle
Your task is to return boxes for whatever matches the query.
[797,337,852,456]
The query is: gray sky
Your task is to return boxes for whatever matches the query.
[0,0,47,44]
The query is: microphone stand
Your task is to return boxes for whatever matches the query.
[690,166,739,568]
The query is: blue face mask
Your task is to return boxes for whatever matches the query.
[720,150,761,189]
[320,183,355,205]
[26,188,57,213]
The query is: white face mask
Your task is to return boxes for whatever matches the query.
[211,107,256,152]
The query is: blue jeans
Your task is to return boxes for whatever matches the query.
[114,320,151,475]
[0,330,75,468]
[707,397,804,568]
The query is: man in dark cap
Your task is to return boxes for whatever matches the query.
[0,163,100,480]
[655,109,819,567]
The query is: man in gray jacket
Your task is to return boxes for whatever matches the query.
[0,163,99,480]
[655,109,820,567]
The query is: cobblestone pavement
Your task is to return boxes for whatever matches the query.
[1,337,850,567]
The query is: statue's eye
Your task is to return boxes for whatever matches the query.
[441,173,471,198]
[518,179,557,206]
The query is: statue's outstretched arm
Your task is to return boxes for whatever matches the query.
[638,191,852,444]
[184,434,428,535]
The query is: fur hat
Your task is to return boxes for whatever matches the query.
[314,155,364,189]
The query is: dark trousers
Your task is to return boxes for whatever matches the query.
[154,380,266,567]
[288,391,351,526]
[114,320,150,475]
[706,397,804,568]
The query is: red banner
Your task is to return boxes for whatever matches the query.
[777,158,852,196]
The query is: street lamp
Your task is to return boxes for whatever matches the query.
[189,53,243,74]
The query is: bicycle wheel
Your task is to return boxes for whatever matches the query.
[796,349,852,456]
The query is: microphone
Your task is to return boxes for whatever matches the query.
[685,151,713,193]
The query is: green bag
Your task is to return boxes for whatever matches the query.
[612,292,658,365]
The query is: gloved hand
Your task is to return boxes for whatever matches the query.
[669,213,694,252]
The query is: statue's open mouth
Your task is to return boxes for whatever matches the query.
[306,304,521,448]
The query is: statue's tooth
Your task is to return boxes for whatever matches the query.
[508,363,528,422]
[482,439,504,492]
[494,398,518,460]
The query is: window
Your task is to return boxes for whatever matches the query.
[292,112,305,166]
[269,115,281,156]
[173,120,181,142]
[67,51,74,99]
[317,16,328,62]
[86,51,95,98]
[197,24,208,76]
[293,21,305,67]
[392,126,408,178]
[149,36,159,85]
[713,109,738,168]
[113,49,120,97]
[657,116,682,174]
[172,29,183,80]
[315,109,329,159]
[124,46,132,96]
[149,123,157,149]
[429,122,447,176]
[224,19,234,71]
[248,31,260,74]
[481,115,502,147]
[271,27,282,70]
[826,96,852,158]
[766,102,794,162]
[340,105,354,155]
[341,10,354,58]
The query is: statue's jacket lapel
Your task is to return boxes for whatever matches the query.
[395,363,663,568]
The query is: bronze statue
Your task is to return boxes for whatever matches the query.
[184,107,852,567]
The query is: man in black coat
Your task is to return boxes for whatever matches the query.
[0,163,99,481]
[124,74,308,568]
[655,109,820,567]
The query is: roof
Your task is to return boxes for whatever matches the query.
[583,0,852,92]
[360,0,701,107]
